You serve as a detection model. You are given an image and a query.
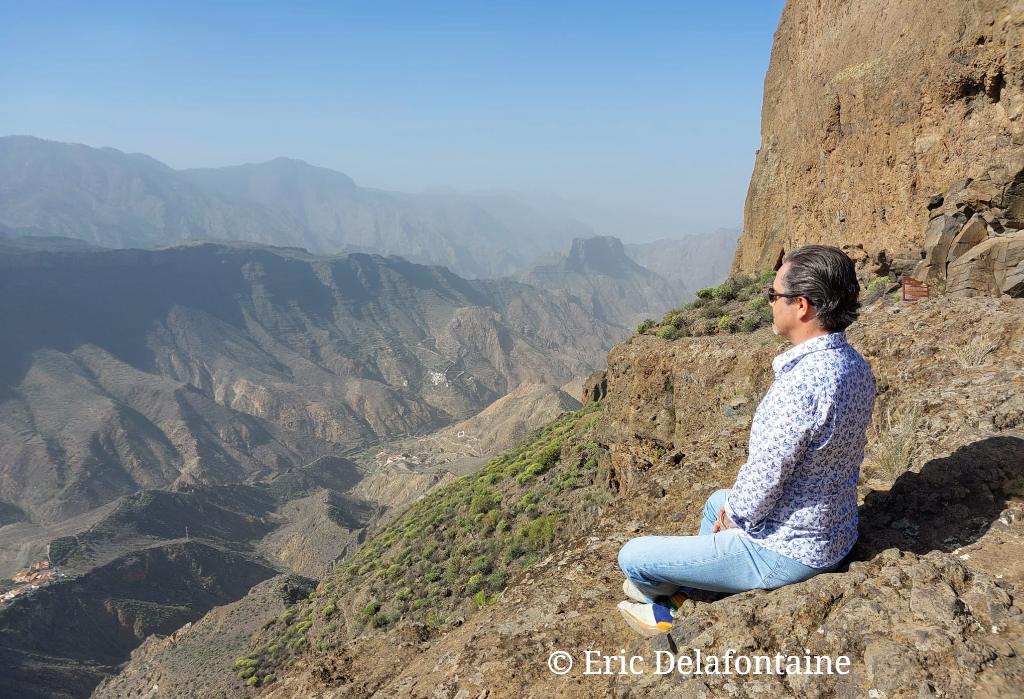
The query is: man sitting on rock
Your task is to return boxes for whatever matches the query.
[616,244,877,637]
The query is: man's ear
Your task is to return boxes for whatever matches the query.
[797,297,815,322]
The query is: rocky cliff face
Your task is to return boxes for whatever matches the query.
[734,0,1024,293]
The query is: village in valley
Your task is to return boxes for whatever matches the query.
[0,560,64,607]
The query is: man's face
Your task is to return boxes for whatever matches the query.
[770,263,797,338]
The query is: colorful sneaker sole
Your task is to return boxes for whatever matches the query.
[616,601,673,637]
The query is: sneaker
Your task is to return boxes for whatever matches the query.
[622,578,689,610]
[616,600,674,637]
[622,578,651,603]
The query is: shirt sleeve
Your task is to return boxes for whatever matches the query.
[724,384,819,530]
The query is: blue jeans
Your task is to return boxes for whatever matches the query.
[617,488,840,603]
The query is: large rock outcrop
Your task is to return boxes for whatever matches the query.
[912,175,1024,296]
[733,0,1024,286]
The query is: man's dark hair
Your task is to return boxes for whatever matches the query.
[780,245,861,332]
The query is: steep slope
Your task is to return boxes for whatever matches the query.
[101,401,611,695]
[92,574,317,699]
[734,0,1023,277]
[0,242,617,530]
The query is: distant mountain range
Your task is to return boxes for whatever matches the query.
[0,136,588,278]
[0,135,737,283]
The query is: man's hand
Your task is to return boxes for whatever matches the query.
[712,506,736,533]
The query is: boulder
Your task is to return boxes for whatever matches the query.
[946,230,1024,297]
[914,212,968,281]
[580,369,608,403]
[945,214,990,266]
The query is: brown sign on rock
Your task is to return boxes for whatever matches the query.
[902,276,929,301]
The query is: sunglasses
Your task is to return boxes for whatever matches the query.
[765,287,802,303]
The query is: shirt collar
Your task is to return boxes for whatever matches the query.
[772,332,848,375]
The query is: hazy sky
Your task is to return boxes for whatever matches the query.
[0,1,786,240]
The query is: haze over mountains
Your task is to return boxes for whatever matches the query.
[0,135,734,284]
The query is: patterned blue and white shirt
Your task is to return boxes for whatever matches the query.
[723,332,876,568]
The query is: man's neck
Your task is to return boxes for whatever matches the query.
[786,325,831,347]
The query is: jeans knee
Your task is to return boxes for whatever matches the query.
[617,537,649,576]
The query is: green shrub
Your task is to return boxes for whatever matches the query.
[863,277,890,304]
[739,316,761,333]
[468,556,492,575]
[660,309,682,326]
[636,319,654,334]
[717,315,737,333]
[655,325,677,340]
[748,295,769,312]
[695,286,715,299]
[521,514,558,549]
[469,488,500,516]
[472,590,498,608]
[537,441,562,469]
[711,281,738,301]
[487,569,508,590]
